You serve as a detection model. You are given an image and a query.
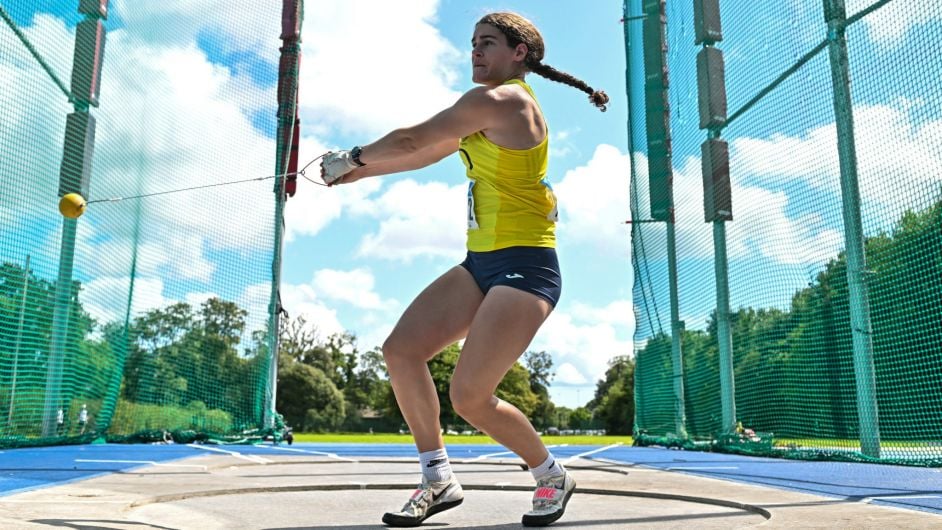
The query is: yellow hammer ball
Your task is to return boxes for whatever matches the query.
[59,193,87,219]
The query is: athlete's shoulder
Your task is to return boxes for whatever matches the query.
[459,85,503,106]
[461,84,530,106]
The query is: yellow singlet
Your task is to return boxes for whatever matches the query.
[459,79,558,252]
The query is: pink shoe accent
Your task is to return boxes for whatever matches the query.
[534,487,557,500]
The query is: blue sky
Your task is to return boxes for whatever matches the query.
[3,0,940,410]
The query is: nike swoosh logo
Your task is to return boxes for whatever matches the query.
[505,273,524,279]
[426,458,445,468]
[432,484,450,502]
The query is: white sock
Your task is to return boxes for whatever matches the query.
[419,448,452,482]
[530,453,565,481]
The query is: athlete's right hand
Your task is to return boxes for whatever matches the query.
[320,150,359,186]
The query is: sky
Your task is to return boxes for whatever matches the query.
[2,0,940,410]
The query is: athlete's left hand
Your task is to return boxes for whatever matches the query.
[320,150,359,185]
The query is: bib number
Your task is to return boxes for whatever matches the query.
[467,180,479,229]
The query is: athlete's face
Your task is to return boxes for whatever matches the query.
[471,23,527,85]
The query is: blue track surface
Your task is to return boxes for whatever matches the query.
[1,443,939,515]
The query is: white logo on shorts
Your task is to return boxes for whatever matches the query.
[505,273,524,279]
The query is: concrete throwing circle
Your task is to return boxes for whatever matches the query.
[127,483,770,529]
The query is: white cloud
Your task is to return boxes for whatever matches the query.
[355,178,467,263]
[278,282,345,339]
[312,267,398,311]
[81,276,169,325]
[298,0,463,137]
[1,10,298,333]
[92,39,279,253]
[555,144,632,255]
[554,363,589,385]
[630,101,942,337]
[0,15,73,236]
[111,0,280,62]
[571,300,635,329]
[531,300,634,388]
[5,13,74,80]
[0,27,284,298]
[733,102,942,229]
[279,2,471,244]
[549,129,581,158]
[631,147,845,267]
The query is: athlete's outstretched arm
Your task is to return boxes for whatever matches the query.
[360,87,500,165]
[337,138,458,184]
[321,86,505,184]
[358,87,501,164]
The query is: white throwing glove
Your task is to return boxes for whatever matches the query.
[320,150,359,185]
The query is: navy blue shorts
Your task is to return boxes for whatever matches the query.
[460,246,562,307]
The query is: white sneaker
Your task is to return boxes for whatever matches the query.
[522,471,576,527]
[382,475,464,527]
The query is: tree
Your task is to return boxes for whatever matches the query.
[525,350,556,429]
[279,315,327,366]
[553,406,573,429]
[275,316,391,431]
[568,407,593,430]
[276,354,345,432]
[194,298,248,411]
[525,350,554,391]
[590,356,635,435]
[120,298,260,428]
[427,344,462,429]
[496,362,539,419]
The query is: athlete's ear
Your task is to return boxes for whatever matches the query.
[514,43,528,63]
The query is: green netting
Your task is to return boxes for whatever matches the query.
[628,0,942,466]
[0,2,299,447]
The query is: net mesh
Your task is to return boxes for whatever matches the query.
[0,2,293,447]
[629,0,942,465]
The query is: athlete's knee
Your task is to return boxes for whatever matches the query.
[450,380,494,420]
[381,336,407,366]
[382,334,428,367]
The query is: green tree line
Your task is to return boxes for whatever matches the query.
[635,200,942,441]
[0,262,110,436]
[275,317,635,435]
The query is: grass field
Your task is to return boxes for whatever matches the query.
[294,433,632,446]
[773,438,942,450]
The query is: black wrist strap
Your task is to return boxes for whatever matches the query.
[351,145,366,166]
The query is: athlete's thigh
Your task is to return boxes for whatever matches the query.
[385,265,485,361]
[452,286,553,395]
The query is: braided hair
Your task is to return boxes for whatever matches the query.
[478,12,609,112]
